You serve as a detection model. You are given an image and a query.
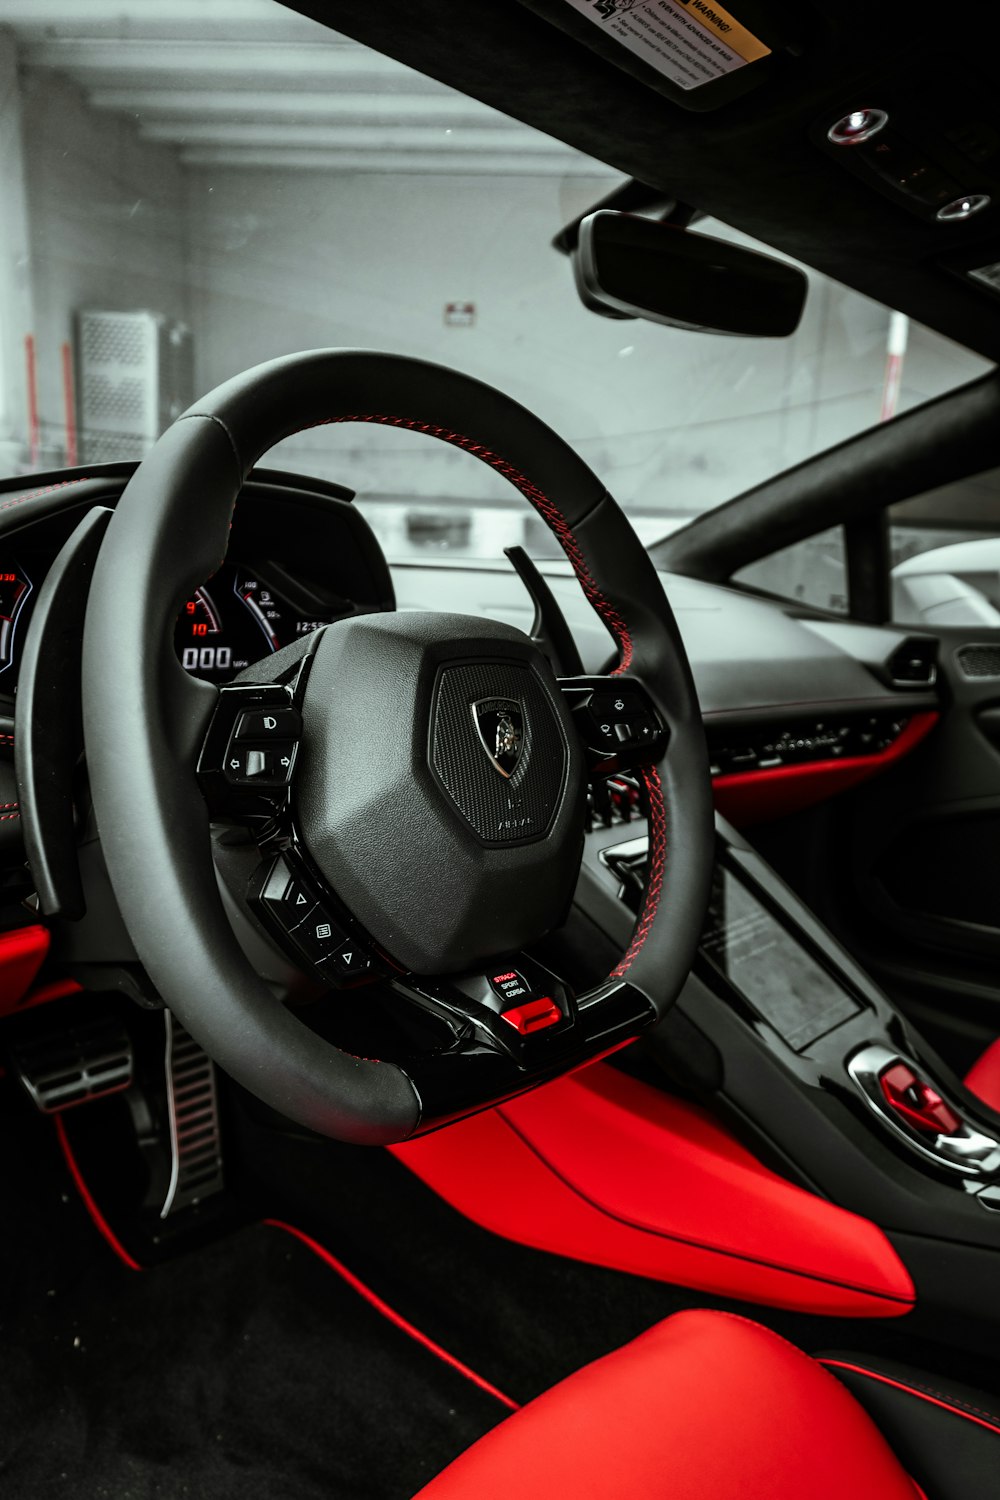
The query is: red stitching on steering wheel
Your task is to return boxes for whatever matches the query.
[313,414,634,674]
[289,412,659,975]
[611,765,666,976]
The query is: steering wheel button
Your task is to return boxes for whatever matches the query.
[287,897,319,933]
[501,996,562,1035]
[259,861,318,931]
[235,707,301,741]
[224,742,297,786]
[245,748,271,778]
[325,941,373,978]
[295,912,347,962]
[489,968,531,1003]
[271,741,298,781]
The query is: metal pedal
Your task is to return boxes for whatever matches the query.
[11,1012,133,1113]
[160,1012,224,1218]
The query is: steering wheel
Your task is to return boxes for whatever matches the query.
[81,351,714,1143]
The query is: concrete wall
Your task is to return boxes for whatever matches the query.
[184,165,989,526]
[0,29,33,474]
[0,56,989,520]
[18,65,191,467]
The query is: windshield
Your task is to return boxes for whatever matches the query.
[0,0,989,563]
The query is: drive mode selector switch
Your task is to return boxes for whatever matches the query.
[488,967,563,1034]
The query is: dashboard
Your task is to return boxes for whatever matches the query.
[0,464,941,788]
[0,555,339,688]
[0,469,396,699]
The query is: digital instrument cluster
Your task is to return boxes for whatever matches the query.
[0,562,34,682]
[174,564,329,683]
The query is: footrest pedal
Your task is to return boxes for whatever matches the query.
[11,1013,132,1113]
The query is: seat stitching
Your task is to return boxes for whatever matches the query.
[821,1360,1000,1430]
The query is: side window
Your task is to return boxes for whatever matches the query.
[732,527,849,615]
[890,467,1000,628]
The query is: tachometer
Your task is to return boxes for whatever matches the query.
[234,574,281,652]
[0,563,33,676]
[175,565,285,682]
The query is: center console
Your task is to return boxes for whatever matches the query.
[577,809,1000,1329]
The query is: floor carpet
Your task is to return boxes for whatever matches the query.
[0,1108,507,1500]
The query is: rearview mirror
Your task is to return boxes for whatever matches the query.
[573,211,807,337]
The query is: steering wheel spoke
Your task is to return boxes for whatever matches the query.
[394,960,655,1124]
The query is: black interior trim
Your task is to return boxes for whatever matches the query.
[655,369,1000,581]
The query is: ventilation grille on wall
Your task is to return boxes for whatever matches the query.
[957,644,1000,679]
[76,310,193,464]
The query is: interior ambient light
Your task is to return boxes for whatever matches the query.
[937,193,991,222]
[827,108,888,146]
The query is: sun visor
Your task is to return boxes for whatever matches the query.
[515,0,807,112]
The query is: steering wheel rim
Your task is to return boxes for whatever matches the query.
[81,350,714,1143]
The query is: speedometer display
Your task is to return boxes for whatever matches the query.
[174,566,301,682]
[0,563,33,677]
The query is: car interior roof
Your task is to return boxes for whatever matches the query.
[288,0,1000,362]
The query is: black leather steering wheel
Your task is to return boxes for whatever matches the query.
[81,351,714,1143]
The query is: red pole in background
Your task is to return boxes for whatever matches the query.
[23,333,39,467]
[61,340,78,468]
[880,310,909,423]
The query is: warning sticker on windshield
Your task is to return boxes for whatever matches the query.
[558,0,770,91]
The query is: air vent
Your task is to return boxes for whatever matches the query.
[957,643,1000,679]
[587,773,644,831]
[887,637,938,687]
[12,1014,132,1113]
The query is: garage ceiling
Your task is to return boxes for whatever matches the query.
[0,0,612,175]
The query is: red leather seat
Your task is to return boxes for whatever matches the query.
[413,1310,921,1499]
[966,1037,1000,1115]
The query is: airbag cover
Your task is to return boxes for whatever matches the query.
[295,611,584,974]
